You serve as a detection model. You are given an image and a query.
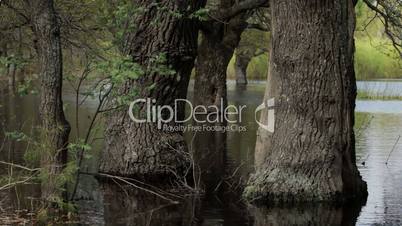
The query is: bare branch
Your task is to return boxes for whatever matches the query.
[0,161,40,172]
[1,0,30,23]
[362,0,402,57]
[212,0,269,21]
[0,21,29,31]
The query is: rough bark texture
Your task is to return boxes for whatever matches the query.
[100,0,205,177]
[31,0,71,200]
[244,0,367,203]
[193,3,248,108]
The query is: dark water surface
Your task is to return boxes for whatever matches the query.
[1,80,402,225]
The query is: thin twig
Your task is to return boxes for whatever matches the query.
[386,135,400,165]
[0,174,37,191]
[0,161,40,172]
[96,172,179,204]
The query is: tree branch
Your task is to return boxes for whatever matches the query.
[213,0,269,21]
[1,0,30,23]
[0,21,29,31]
[362,0,402,58]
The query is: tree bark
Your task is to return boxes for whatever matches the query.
[31,0,71,201]
[100,1,205,177]
[244,0,367,203]
[194,12,248,108]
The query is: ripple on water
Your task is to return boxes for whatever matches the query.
[356,113,402,225]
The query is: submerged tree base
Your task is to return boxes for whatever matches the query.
[243,168,368,204]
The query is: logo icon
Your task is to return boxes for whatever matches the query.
[255,97,275,133]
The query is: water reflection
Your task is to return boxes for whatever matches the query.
[357,80,402,97]
[192,124,227,193]
[251,203,363,226]
[355,113,402,225]
[101,184,198,226]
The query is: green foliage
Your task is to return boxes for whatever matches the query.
[227,29,270,80]
[95,55,141,105]
[355,112,373,139]
[354,1,401,80]
[355,38,402,80]
[16,79,38,96]
[57,161,79,186]
[99,0,143,46]
[150,2,183,24]
[227,2,400,81]
[95,52,175,106]
[68,139,92,153]
[237,29,270,56]
[355,0,366,19]
[5,131,29,142]
[97,56,144,84]
[3,128,83,214]
[68,139,92,160]
[0,57,8,74]
[0,55,28,75]
[247,53,269,80]
[227,53,269,80]
[190,8,210,21]
[148,53,176,76]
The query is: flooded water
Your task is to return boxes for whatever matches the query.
[357,79,402,97]
[1,80,402,225]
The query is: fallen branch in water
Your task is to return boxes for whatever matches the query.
[386,135,400,165]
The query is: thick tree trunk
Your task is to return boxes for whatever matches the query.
[234,53,251,85]
[244,0,367,203]
[194,14,247,108]
[100,1,205,177]
[32,0,71,201]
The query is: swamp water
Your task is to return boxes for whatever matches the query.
[0,80,402,225]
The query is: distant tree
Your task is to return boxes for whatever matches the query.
[0,2,31,88]
[234,22,270,85]
[193,0,268,108]
[30,0,71,202]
